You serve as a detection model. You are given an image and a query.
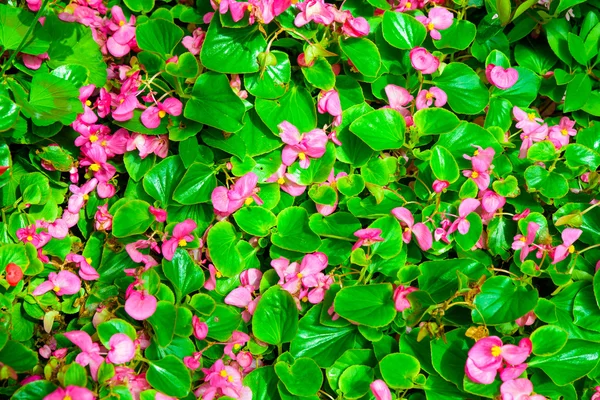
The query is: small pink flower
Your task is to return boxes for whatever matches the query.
[161,219,196,261]
[317,90,342,126]
[94,204,113,231]
[480,189,506,214]
[465,337,532,384]
[25,0,41,12]
[266,164,306,197]
[410,47,439,74]
[383,84,414,126]
[224,331,250,359]
[125,290,157,320]
[512,222,539,262]
[184,353,202,370]
[141,98,182,129]
[416,7,454,40]
[294,0,335,27]
[448,198,480,235]
[315,170,347,216]
[66,253,100,281]
[393,285,417,312]
[279,121,328,169]
[515,311,536,327]
[63,331,104,381]
[370,380,392,400]
[486,64,519,89]
[342,16,370,37]
[500,378,546,400]
[44,385,96,400]
[149,206,167,222]
[499,363,529,382]
[80,144,117,183]
[548,117,576,149]
[192,315,208,340]
[416,87,447,110]
[211,172,264,217]
[352,228,385,251]
[22,52,49,70]
[432,179,449,193]
[513,107,544,133]
[107,333,136,364]
[391,207,433,251]
[552,228,582,264]
[33,271,81,296]
[182,27,206,55]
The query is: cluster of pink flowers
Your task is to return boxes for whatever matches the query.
[293,0,370,38]
[206,0,290,25]
[212,172,263,218]
[463,145,495,191]
[375,0,445,13]
[195,358,253,399]
[271,252,333,308]
[279,121,328,169]
[384,83,447,127]
[512,221,582,265]
[513,107,577,158]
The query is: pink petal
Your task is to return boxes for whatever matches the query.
[278,121,302,145]
[465,357,498,384]
[561,228,582,246]
[211,186,231,214]
[64,331,95,353]
[107,333,136,364]
[224,287,253,308]
[125,291,157,320]
[370,379,392,400]
[500,378,534,398]
[468,336,503,370]
[141,106,161,129]
[173,219,197,239]
[385,84,413,109]
[458,198,481,217]
[55,271,82,295]
[391,207,414,228]
[499,363,528,382]
[412,223,433,251]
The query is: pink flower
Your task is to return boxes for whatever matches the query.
[266,164,306,197]
[551,228,582,264]
[198,359,248,399]
[512,222,539,262]
[416,87,447,110]
[416,7,454,40]
[352,228,385,251]
[204,264,218,290]
[184,353,202,370]
[125,290,157,320]
[22,52,49,70]
[465,337,532,384]
[94,204,113,231]
[464,146,495,174]
[342,16,370,37]
[80,144,116,182]
[230,74,248,99]
[294,0,335,27]
[33,271,81,296]
[64,331,104,381]
[271,253,328,298]
[44,385,96,400]
[25,0,41,12]
[125,240,158,270]
[516,311,536,327]
[66,254,100,281]
[182,27,206,55]
[391,207,433,251]
[161,219,196,261]
[218,0,250,22]
[519,123,548,158]
[410,47,439,74]
[432,179,449,193]
[106,6,137,57]
[448,198,480,235]
[480,189,506,213]
[317,90,342,126]
[513,107,544,133]
[192,315,208,340]
[370,380,392,400]
[224,331,250,359]
[68,178,98,213]
[486,65,519,89]
[500,378,546,400]
[149,206,167,222]
[393,285,417,311]
[315,170,347,216]
[383,84,414,126]
[211,172,264,217]
[107,333,136,364]
[16,225,50,248]
[548,117,576,149]
[499,363,529,382]
[279,121,328,169]
[141,98,182,129]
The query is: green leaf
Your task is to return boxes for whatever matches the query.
[514,44,557,75]
[339,365,374,399]
[413,107,460,135]
[244,367,281,400]
[143,156,186,205]
[382,11,427,50]
[112,200,154,238]
[349,108,405,151]
[524,165,569,199]
[147,301,177,347]
[207,221,245,277]
[205,305,242,341]
[567,32,588,65]
[433,20,476,50]
[573,285,600,332]
[24,73,82,127]
[165,52,199,78]
[485,97,513,132]
[124,153,156,182]
[430,329,469,387]
[564,73,592,113]
[380,353,420,389]
[492,66,541,107]
[253,286,298,345]
[136,19,183,57]
[326,350,377,391]
[545,18,572,64]
[528,340,600,386]
[0,96,19,132]
[114,109,169,135]
[527,141,556,162]
[530,325,568,356]
[201,18,266,73]
[184,72,246,132]
[339,37,381,77]
[430,146,460,183]
[433,63,489,114]
[147,355,191,397]
[0,4,49,55]
[0,340,38,372]
[473,276,539,325]
[556,0,586,14]
[123,0,154,12]
[454,213,483,251]
[64,362,87,387]
[334,284,396,328]
[275,357,322,396]
[564,144,600,170]
[301,57,336,90]
[255,85,316,134]
[496,0,511,24]
[337,175,365,197]
[162,248,205,303]
[233,207,277,237]
[368,216,403,259]
[172,162,216,204]
[271,207,322,253]
[97,319,137,348]
[245,50,291,99]
[419,258,489,303]
[12,381,57,400]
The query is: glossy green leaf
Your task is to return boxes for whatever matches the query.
[253,286,298,345]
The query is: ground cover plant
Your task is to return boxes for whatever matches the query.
[0,0,600,398]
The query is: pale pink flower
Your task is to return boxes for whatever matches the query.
[410,47,439,74]
[317,90,342,126]
[33,271,81,296]
[516,311,536,327]
[448,198,480,235]
[551,228,582,264]
[315,170,347,216]
[370,379,392,400]
[486,65,519,89]
[141,98,182,129]
[266,164,306,197]
[66,253,100,281]
[512,222,539,262]
[94,204,112,231]
[548,117,576,149]
[211,172,264,217]
[22,52,49,70]
[125,290,157,320]
[161,219,196,261]
[182,27,205,55]
[149,206,167,222]
[480,189,506,214]
[342,15,370,37]
[432,179,449,193]
[352,228,385,251]
[393,285,417,311]
[416,87,447,110]
[391,207,433,251]
[416,7,454,40]
[63,331,104,381]
[383,84,414,126]
[279,121,328,169]
[44,386,95,400]
[192,315,208,340]
[465,337,532,384]
[107,333,136,364]
[500,378,546,400]
[294,0,335,27]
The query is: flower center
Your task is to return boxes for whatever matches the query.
[220,370,228,378]
[119,20,125,26]
[520,236,527,242]
[247,4,252,10]
[83,194,89,201]
[119,98,125,104]
[425,91,434,100]
[298,152,306,161]
[561,128,568,136]
[86,257,93,264]
[228,376,234,382]
[101,140,107,147]
[85,100,92,107]
[178,239,188,247]
[277,177,286,185]
[53,286,61,293]
[158,110,167,119]
[405,1,412,7]
[302,296,308,302]
[491,346,502,357]
[233,343,241,350]
[89,163,101,172]
[403,227,411,233]
[89,134,99,143]
[426,22,435,31]
[527,113,536,121]
[471,171,479,179]
[297,273,303,278]
[64,396,72,400]
[473,149,479,156]
[26,235,33,242]
[568,245,575,253]
[244,197,254,206]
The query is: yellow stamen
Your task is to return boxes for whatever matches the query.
[298,152,306,161]
[89,164,101,172]
[119,20,125,26]
[277,177,285,185]
[425,92,434,100]
[53,286,61,293]
[427,22,435,31]
[491,346,502,357]
[297,273,303,278]
[64,396,72,400]
[119,98,125,104]
[471,171,479,179]
[228,376,234,382]
[244,197,254,206]
[216,271,222,278]
[220,370,228,378]
[527,113,536,121]
[568,245,575,254]
[561,128,568,136]
[86,257,92,264]
[403,227,411,233]
[247,4,252,10]
[101,140,107,147]
[520,237,527,242]
[85,100,92,107]
[302,296,308,302]
[178,239,188,247]
[89,134,99,143]
[405,1,412,7]
[83,194,89,201]
[26,235,33,242]
[158,110,167,119]
[233,344,241,350]
[473,149,479,156]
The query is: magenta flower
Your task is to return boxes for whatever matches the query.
[416,7,454,40]
[464,146,495,173]
[416,87,447,110]
[149,206,167,222]
[393,285,417,312]
[271,253,328,298]
[192,315,208,340]
[161,219,196,261]
[107,333,136,364]
[224,331,250,360]
[141,98,182,129]
[342,15,370,37]
[548,116,576,149]
[63,331,104,381]
[486,64,519,89]
[266,164,306,197]
[44,385,96,400]
[182,27,206,55]
[94,204,113,231]
[66,254,100,281]
[448,198,480,235]
[480,189,506,214]
[294,0,335,27]
[80,144,116,182]
[68,178,98,213]
[512,222,539,262]
[184,352,202,370]
[515,311,536,327]
[383,84,414,126]
[410,47,440,74]
[17,225,50,248]
[33,271,81,296]
[465,336,532,384]
[25,0,41,12]
[317,89,342,126]
[106,6,136,57]
[499,363,529,383]
[126,240,158,270]
[551,228,582,264]
[391,207,433,251]
[212,172,264,217]
[432,179,449,193]
[78,84,98,125]
[352,228,385,251]
[125,290,157,320]
[199,359,248,399]
[218,0,250,22]
[370,380,392,400]
[500,378,547,400]
[279,121,328,169]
